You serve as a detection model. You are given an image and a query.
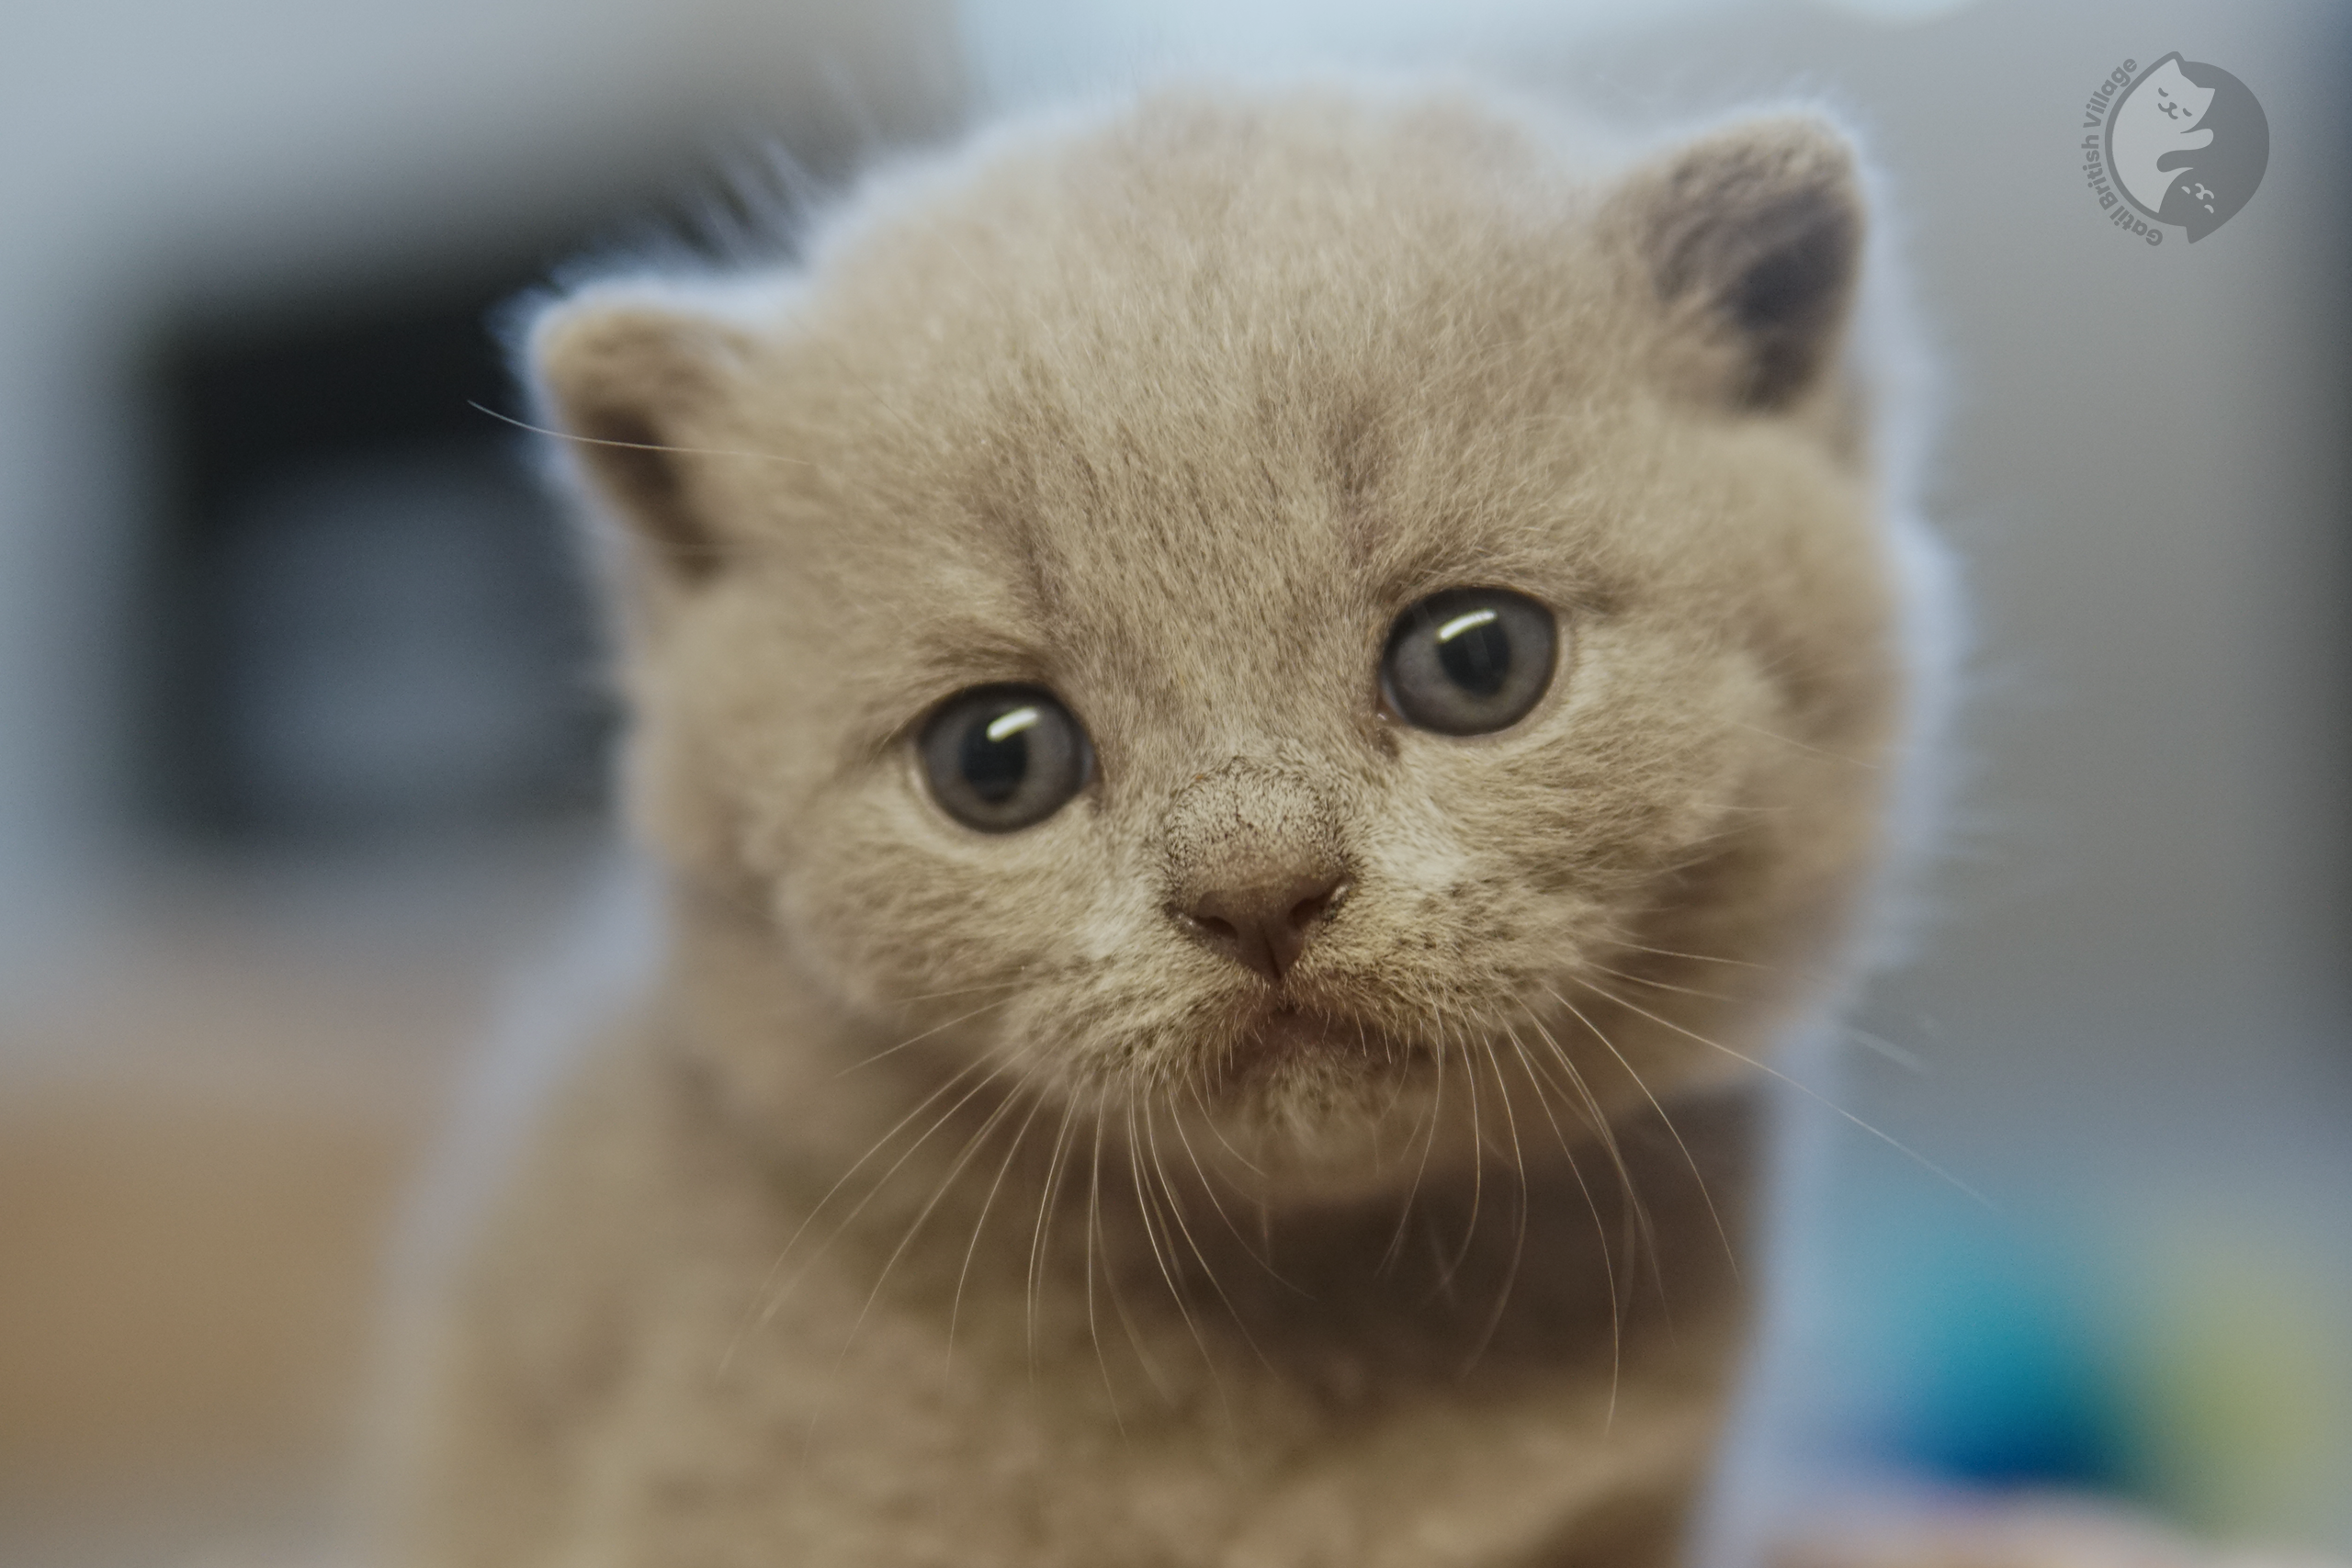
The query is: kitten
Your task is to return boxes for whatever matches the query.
[377,79,1945,1568]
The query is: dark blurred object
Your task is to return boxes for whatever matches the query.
[145,272,610,843]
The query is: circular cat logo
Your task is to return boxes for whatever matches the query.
[2100,52,2268,243]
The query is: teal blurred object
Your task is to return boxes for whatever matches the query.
[1806,1160,2352,1551]
[1812,1173,2136,1494]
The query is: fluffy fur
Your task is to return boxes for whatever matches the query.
[376,80,1942,1568]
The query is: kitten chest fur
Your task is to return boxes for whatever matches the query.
[412,899,1758,1568]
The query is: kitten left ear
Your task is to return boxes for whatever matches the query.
[526,288,758,585]
[1603,114,1866,412]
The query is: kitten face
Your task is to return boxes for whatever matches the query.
[537,88,1907,1189]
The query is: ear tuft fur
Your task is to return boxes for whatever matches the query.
[1614,115,1865,411]
[528,296,751,582]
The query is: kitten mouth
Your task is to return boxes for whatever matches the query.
[1251,1006,1351,1052]
[1226,1004,1391,1076]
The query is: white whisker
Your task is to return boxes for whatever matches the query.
[947,1089,1050,1371]
[1576,977,1990,1209]
[836,992,1023,1077]
[1500,1021,1623,1427]
[1544,983,1738,1280]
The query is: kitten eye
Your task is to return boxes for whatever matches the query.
[920,685,1092,832]
[1380,588,1558,736]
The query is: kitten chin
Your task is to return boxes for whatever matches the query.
[377,77,1945,1568]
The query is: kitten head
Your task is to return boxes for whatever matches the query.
[529,85,1911,1190]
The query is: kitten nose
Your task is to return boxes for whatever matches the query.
[1182,869,1347,984]
[1162,757,1351,985]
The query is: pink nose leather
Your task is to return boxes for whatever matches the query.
[1182,871,1346,983]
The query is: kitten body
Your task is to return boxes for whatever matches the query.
[380,80,1946,1568]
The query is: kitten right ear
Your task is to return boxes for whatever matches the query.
[526,290,756,584]
[1603,114,1866,412]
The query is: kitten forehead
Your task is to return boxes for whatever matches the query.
[752,90,1651,678]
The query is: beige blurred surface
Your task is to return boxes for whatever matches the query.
[1779,1498,2349,1568]
[0,840,599,1564]
[0,1091,407,1487]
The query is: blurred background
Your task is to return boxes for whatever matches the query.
[0,1,2344,1564]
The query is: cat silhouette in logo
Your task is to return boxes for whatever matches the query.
[2106,52,2268,241]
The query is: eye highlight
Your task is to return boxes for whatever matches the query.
[920,685,1091,831]
[1380,588,1558,735]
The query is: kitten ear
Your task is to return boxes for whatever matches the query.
[1604,115,1866,411]
[526,288,757,584]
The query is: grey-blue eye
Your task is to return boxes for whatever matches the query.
[1380,588,1558,735]
[921,685,1091,831]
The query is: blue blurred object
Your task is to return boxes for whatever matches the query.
[1810,1169,2138,1495]
[1802,1147,2352,1551]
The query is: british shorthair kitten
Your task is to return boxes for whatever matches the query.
[379,79,1947,1568]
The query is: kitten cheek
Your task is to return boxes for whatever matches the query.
[779,804,1114,1014]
